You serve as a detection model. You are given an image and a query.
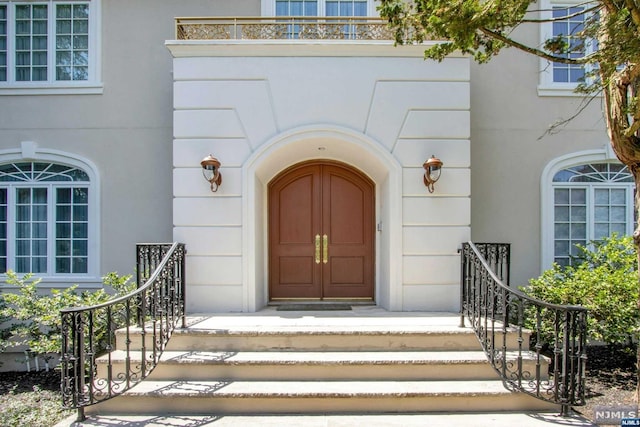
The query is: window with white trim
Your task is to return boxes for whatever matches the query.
[0,0,99,91]
[552,163,634,266]
[0,161,92,275]
[539,1,597,95]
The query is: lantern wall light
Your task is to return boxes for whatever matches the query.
[423,155,443,193]
[201,154,222,192]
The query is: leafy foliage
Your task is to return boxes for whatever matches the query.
[0,271,134,364]
[524,235,639,345]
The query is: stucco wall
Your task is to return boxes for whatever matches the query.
[0,0,260,289]
[168,42,471,312]
[468,22,608,288]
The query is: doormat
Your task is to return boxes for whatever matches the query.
[276,304,352,311]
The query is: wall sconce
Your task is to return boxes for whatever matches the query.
[423,155,443,193]
[201,154,222,192]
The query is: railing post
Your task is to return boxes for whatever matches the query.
[180,244,187,329]
[459,244,466,327]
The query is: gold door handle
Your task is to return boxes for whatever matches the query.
[315,234,321,264]
[322,234,328,264]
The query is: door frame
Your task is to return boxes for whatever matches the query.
[242,125,403,312]
[267,160,376,301]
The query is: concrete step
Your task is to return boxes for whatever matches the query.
[88,310,552,417]
[116,326,530,352]
[56,412,597,427]
[97,349,548,381]
[86,379,560,415]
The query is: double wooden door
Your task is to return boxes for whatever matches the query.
[268,161,375,300]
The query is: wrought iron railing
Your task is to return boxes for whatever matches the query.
[175,16,394,40]
[60,243,186,421]
[460,242,587,415]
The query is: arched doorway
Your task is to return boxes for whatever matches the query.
[268,160,375,300]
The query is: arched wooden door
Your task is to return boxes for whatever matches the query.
[268,161,375,300]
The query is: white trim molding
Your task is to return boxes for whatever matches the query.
[242,124,403,312]
[540,148,620,270]
[0,143,101,283]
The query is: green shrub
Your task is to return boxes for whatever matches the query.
[0,271,134,367]
[524,234,639,345]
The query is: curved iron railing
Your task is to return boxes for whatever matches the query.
[460,242,587,415]
[60,243,186,421]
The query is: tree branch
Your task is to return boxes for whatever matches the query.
[478,27,593,64]
[519,5,602,23]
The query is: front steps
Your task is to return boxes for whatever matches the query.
[88,308,558,416]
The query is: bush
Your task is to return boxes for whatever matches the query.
[0,271,134,368]
[524,234,639,345]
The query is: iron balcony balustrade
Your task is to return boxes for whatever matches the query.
[460,242,588,416]
[60,243,186,422]
[175,16,395,41]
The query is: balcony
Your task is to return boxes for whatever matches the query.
[175,16,394,41]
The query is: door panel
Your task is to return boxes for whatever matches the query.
[269,161,374,300]
[269,166,322,299]
[322,165,374,298]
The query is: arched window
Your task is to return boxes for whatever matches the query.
[550,162,634,266]
[0,161,93,275]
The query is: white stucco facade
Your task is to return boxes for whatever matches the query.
[167,42,471,312]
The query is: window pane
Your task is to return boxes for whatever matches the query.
[33,187,47,203]
[56,257,70,273]
[74,4,89,19]
[554,206,569,221]
[570,223,586,239]
[570,189,586,204]
[570,206,586,221]
[32,239,46,255]
[594,206,609,221]
[611,189,626,204]
[555,188,569,204]
[32,205,46,221]
[16,240,30,256]
[594,223,609,239]
[73,239,87,256]
[57,188,71,203]
[0,5,6,82]
[594,189,609,204]
[14,4,49,82]
[57,5,72,19]
[73,223,87,238]
[554,240,569,256]
[55,4,90,81]
[73,205,88,221]
[16,257,29,273]
[56,239,70,256]
[73,188,88,203]
[555,223,569,239]
[57,205,71,220]
[57,35,71,50]
[72,257,87,273]
[611,206,626,222]
[56,222,70,238]
[16,223,30,238]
